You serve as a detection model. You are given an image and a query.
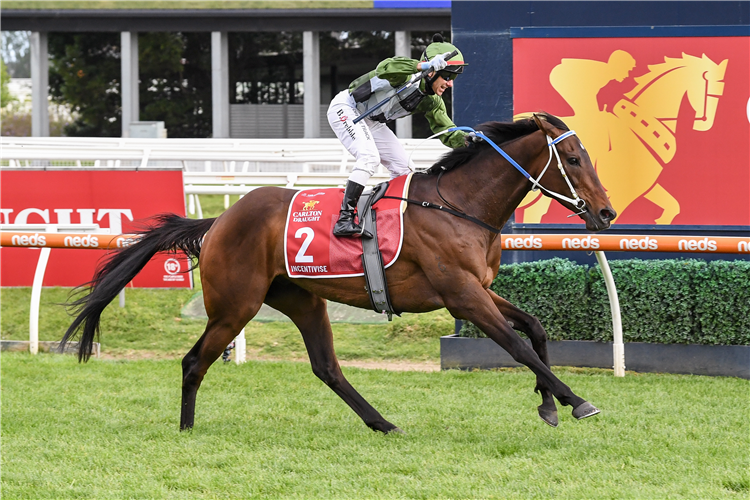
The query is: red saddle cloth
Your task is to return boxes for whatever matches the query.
[284,173,411,278]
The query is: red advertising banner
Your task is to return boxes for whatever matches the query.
[513,36,750,226]
[0,169,191,287]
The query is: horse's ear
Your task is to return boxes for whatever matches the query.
[532,113,552,138]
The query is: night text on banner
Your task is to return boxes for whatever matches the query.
[0,169,190,288]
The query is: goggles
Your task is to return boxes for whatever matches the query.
[436,66,464,81]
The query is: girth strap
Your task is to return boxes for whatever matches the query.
[381,195,503,234]
[357,182,398,320]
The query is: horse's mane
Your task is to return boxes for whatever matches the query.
[423,112,569,175]
[626,53,714,99]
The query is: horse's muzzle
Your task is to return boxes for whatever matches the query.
[583,207,616,231]
[596,207,616,230]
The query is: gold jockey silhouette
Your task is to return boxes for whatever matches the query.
[518,50,727,225]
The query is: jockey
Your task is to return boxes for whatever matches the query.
[327,33,469,238]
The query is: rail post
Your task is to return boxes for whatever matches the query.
[234,329,247,364]
[595,251,625,376]
[29,246,51,355]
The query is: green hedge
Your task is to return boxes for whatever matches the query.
[459,258,750,346]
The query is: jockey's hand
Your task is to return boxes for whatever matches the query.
[421,54,447,73]
[464,132,482,147]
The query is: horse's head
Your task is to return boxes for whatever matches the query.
[625,53,728,132]
[688,54,728,131]
[532,114,616,231]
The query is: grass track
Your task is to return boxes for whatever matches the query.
[3,194,749,498]
[3,353,749,499]
[0,286,450,362]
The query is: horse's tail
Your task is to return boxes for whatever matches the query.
[61,214,216,362]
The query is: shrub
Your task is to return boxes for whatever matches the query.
[459,258,750,346]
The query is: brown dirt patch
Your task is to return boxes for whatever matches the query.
[98,349,440,372]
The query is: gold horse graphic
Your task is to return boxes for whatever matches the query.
[517,51,728,224]
[302,200,320,211]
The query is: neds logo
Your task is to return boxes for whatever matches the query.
[11,233,47,246]
[63,235,99,248]
[619,237,659,250]
[503,236,542,249]
[678,238,717,252]
[562,236,600,250]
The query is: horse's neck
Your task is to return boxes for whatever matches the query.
[448,135,540,230]
[627,68,690,122]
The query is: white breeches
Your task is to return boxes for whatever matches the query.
[327,90,414,187]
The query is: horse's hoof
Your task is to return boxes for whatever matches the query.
[385,426,405,435]
[572,401,600,420]
[538,406,559,427]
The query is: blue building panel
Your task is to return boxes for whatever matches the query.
[451,1,750,263]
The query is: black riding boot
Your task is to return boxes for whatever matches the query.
[333,181,373,238]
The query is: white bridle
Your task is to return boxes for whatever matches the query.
[413,126,588,217]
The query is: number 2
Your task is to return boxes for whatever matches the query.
[294,227,314,263]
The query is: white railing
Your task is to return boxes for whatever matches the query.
[0,224,112,356]
[1,137,450,217]
[0,137,451,360]
[0,137,450,173]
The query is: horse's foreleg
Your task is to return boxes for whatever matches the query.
[445,284,597,421]
[487,290,558,427]
[265,280,400,434]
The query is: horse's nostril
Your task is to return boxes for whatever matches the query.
[599,208,616,222]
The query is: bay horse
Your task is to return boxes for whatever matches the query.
[62,113,616,432]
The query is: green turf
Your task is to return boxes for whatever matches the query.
[1,192,454,361]
[187,193,241,220]
[4,194,748,498]
[0,285,451,361]
[2,353,748,499]
[2,1,373,10]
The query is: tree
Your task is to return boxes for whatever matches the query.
[49,33,121,136]
[1,31,31,78]
[48,32,212,137]
[1,58,14,107]
[138,32,212,138]
[230,32,303,105]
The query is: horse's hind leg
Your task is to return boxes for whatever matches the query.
[264,278,400,434]
[180,284,267,431]
[181,323,236,430]
[488,290,558,427]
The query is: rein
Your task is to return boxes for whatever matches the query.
[380,195,503,234]
[395,124,589,233]
[448,126,587,216]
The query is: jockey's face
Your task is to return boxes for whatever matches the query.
[431,74,453,96]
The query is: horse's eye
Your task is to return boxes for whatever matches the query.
[567,157,580,166]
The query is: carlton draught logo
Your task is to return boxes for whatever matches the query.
[517,50,728,225]
[302,200,320,211]
[292,199,323,223]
